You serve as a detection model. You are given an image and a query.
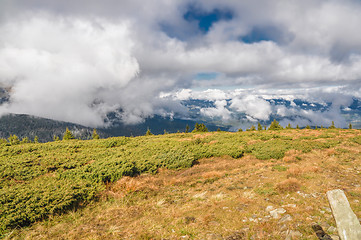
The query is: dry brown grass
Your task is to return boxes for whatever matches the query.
[276,178,301,193]
[201,170,224,179]
[283,149,302,163]
[287,165,320,178]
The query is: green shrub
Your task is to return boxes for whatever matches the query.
[272,165,288,172]
[103,137,129,148]
[246,139,290,160]
[192,123,208,133]
[0,177,98,232]
[227,149,244,159]
[157,148,195,169]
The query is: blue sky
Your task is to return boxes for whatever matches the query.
[0,0,361,127]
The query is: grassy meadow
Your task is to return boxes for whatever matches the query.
[1,128,361,239]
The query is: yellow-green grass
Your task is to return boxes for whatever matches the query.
[1,129,361,239]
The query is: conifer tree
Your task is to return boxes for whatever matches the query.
[286,123,292,129]
[185,124,190,133]
[63,128,75,140]
[268,119,283,130]
[257,122,263,131]
[92,129,100,139]
[217,128,221,132]
[53,135,60,141]
[329,121,336,129]
[8,134,20,145]
[296,125,300,129]
[163,129,169,135]
[238,128,243,132]
[145,128,153,136]
[306,125,311,129]
[349,123,352,129]
[192,123,208,133]
[34,136,39,143]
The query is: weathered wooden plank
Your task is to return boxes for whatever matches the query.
[327,189,361,240]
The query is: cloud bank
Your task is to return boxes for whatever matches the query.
[0,0,360,127]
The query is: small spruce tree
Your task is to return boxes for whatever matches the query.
[349,123,352,129]
[329,121,336,129]
[163,129,169,135]
[305,125,311,129]
[92,129,100,139]
[286,123,292,129]
[8,134,20,145]
[34,136,39,143]
[185,124,190,133]
[268,119,283,130]
[53,135,60,141]
[145,128,153,136]
[63,128,75,140]
[217,128,221,132]
[296,125,300,129]
[192,123,208,133]
[238,128,243,132]
[257,123,263,131]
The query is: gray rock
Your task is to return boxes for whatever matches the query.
[269,208,286,219]
[266,205,274,212]
[282,204,297,208]
[327,189,361,240]
[278,214,292,223]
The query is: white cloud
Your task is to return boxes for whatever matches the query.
[0,0,361,127]
[200,100,231,121]
[0,15,139,126]
[230,95,272,121]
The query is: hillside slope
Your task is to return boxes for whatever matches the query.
[1,129,361,239]
[0,114,106,142]
[0,114,226,142]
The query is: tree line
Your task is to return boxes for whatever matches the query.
[145,120,354,136]
[0,128,100,145]
[0,120,355,144]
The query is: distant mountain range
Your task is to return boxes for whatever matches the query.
[0,87,360,142]
[180,97,361,130]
